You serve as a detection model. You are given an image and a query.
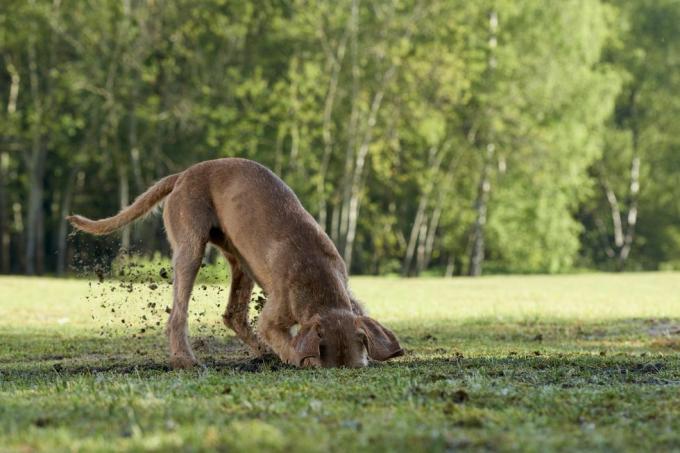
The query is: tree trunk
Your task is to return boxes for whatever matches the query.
[414,218,428,276]
[0,152,9,274]
[317,21,349,231]
[600,88,641,271]
[423,158,458,273]
[342,66,395,270]
[422,152,460,274]
[402,195,428,276]
[119,163,130,252]
[618,154,639,267]
[340,5,423,270]
[25,149,47,275]
[335,0,360,249]
[343,166,368,272]
[418,203,442,274]
[604,183,624,249]
[445,255,456,278]
[3,60,20,273]
[468,10,498,277]
[274,125,285,176]
[25,35,46,275]
[617,99,641,269]
[402,146,444,276]
[128,99,144,248]
[13,202,26,272]
[129,112,144,191]
[36,199,45,274]
[469,143,494,276]
[330,199,341,247]
[56,167,79,275]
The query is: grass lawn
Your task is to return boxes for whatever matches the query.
[1,272,679,452]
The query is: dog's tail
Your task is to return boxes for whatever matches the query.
[67,173,181,235]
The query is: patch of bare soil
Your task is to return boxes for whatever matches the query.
[646,320,680,337]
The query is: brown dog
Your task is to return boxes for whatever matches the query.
[68,158,403,369]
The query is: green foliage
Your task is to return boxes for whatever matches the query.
[580,0,680,270]
[0,0,678,275]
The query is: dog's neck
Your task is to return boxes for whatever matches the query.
[292,271,354,323]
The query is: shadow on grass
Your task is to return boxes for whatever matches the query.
[1,318,678,385]
[0,332,301,376]
[390,317,680,353]
[392,355,679,387]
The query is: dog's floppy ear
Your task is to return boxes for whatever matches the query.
[357,317,404,361]
[292,315,322,367]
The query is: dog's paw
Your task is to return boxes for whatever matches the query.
[170,355,200,370]
[300,357,321,368]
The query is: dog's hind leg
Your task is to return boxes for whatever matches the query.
[167,240,205,369]
[163,194,211,369]
[222,255,268,355]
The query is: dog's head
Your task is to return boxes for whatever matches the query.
[291,311,403,368]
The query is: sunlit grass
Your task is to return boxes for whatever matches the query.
[1,273,679,452]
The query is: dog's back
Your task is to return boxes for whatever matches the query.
[172,158,348,295]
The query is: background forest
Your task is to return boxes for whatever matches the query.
[0,0,679,277]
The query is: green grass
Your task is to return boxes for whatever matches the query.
[1,273,679,452]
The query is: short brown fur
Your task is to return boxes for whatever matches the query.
[68,158,403,369]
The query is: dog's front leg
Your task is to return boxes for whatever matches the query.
[256,302,299,366]
[222,258,270,355]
